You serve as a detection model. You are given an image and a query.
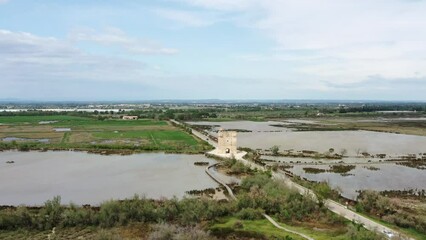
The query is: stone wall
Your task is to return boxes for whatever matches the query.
[217,130,237,155]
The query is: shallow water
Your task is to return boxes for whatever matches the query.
[39,121,58,124]
[0,151,218,206]
[189,121,426,156]
[187,120,291,133]
[262,155,385,164]
[2,137,50,143]
[238,130,426,156]
[289,164,426,199]
[54,128,71,132]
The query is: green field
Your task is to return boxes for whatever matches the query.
[210,217,305,239]
[209,217,377,240]
[0,115,210,153]
[92,130,199,148]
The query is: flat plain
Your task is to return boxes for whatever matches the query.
[0,115,209,153]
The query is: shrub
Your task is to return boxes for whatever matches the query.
[96,229,123,240]
[61,204,96,227]
[234,220,244,229]
[236,208,264,220]
[98,200,122,227]
[39,196,63,230]
[240,173,271,191]
[149,223,215,240]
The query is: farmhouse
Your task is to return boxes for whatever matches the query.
[122,115,138,120]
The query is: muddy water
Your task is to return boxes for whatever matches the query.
[187,121,292,133]
[2,137,50,143]
[238,131,426,156]
[289,164,426,200]
[262,155,385,164]
[189,121,426,156]
[0,151,218,206]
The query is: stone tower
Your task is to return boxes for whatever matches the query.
[217,129,237,155]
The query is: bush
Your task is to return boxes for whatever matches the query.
[148,223,215,240]
[233,220,244,229]
[236,208,264,220]
[61,204,96,227]
[96,230,123,240]
[240,173,271,191]
[98,200,122,227]
[39,196,63,230]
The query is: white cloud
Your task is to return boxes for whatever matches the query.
[185,0,426,85]
[69,27,178,55]
[0,29,149,84]
[179,0,255,11]
[0,0,9,4]
[154,8,215,27]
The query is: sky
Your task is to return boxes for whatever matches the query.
[1,0,426,101]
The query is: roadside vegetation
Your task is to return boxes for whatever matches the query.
[354,190,426,238]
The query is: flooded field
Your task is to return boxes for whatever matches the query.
[188,121,426,156]
[2,137,50,143]
[0,151,218,206]
[289,164,426,200]
[187,120,291,132]
[263,155,384,164]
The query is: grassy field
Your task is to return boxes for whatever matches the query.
[0,115,210,153]
[210,217,305,239]
[209,217,374,240]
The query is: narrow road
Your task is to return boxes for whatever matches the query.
[205,164,236,200]
[170,119,218,147]
[177,120,412,240]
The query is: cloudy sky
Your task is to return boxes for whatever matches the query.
[1,0,426,101]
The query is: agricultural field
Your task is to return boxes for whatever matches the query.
[0,115,210,153]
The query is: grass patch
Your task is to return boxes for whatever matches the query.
[210,217,358,240]
[210,217,305,239]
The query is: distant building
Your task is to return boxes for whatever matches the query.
[217,129,237,155]
[122,115,138,120]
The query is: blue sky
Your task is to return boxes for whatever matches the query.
[1,0,426,101]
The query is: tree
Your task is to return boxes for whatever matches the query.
[270,145,280,156]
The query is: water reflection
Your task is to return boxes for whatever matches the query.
[188,121,426,156]
[0,151,218,206]
[289,164,426,200]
